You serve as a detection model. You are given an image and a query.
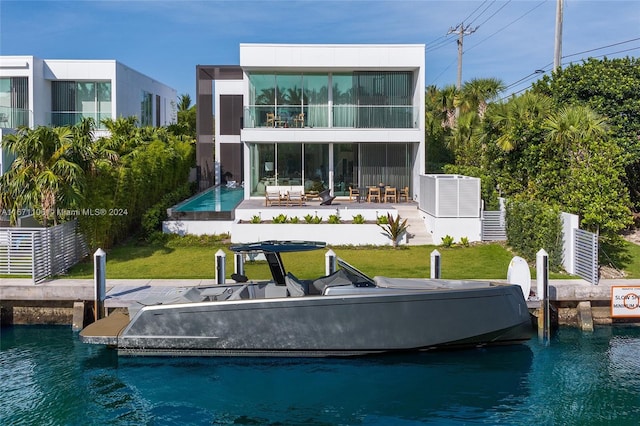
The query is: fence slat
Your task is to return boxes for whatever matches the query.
[0,221,89,283]
[574,229,598,285]
[482,211,507,241]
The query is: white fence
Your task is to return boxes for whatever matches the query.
[573,228,599,285]
[481,210,507,241]
[0,221,89,284]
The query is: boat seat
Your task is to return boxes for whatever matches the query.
[285,272,307,297]
[228,285,250,300]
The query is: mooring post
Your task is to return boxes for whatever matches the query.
[234,252,244,276]
[325,249,336,276]
[93,248,106,322]
[536,249,550,345]
[430,249,441,279]
[215,249,226,285]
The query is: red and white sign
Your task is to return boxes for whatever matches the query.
[611,286,640,318]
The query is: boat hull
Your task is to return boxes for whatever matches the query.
[82,284,533,357]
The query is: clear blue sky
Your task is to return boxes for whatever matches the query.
[1,0,638,101]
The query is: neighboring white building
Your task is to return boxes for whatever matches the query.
[0,56,177,174]
[196,44,425,200]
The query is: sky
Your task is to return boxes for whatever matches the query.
[1,0,639,101]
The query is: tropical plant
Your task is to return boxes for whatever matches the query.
[460,237,470,247]
[272,213,288,223]
[440,235,455,248]
[376,215,389,225]
[377,213,409,248]
[327,214,341,224]
[352,214,366,224]
[250,215,261,223]
[303,214,322,224]
[0,120,100,226]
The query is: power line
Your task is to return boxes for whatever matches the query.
[469,1,509,29]
[466,1,548,53]
[462,0,490,25]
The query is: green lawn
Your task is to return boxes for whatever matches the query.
[65,239,585,281]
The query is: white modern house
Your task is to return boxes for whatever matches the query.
[0,56,177,174]
[196,44,425,200]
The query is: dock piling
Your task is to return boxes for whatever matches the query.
[430,250,441,279]
[325,249,336,275]
[537,249,550,345]
[93,248,106,322]
[215,249,226,284]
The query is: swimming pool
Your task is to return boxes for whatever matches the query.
[171,186,244,220]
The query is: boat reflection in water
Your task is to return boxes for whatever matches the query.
[80,240,534,357]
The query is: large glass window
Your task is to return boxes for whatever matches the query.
[359,143,411,190]
[250,143,276,195]
[246,71,414,129]
[0,77,29,127]
[51,80,111,128]
[304,74,328,127]
[249,143,329,195]
[304,144,329,192]
[140,90,153,126]
[333,143,358,196]
[332,74,355,128]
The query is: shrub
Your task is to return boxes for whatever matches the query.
[377,213,409,248]
[352,214,366,224]
[304,214,322,224]
[460,237,470,247]
[141,183,193,239]
[272,214,288,224]
[250,215,261,224]
[376,215,389,225]
[328,214,341,224]
[505,196,563,271]
[440,235,455,248]
[289,216,300,224]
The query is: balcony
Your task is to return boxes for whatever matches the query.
[243,105,417,129]
[49,112,112,129]
[0,106,31,128]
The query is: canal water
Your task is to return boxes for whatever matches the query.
[2,326,640,425]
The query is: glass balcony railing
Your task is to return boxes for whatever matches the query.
[0,106,31,128]
[49,112,112,129]
[243,104,417,129]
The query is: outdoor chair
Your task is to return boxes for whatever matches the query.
[266,112,281,127]
[319,189,336,206]
[384,187,397,203]
[287,190,305,206]
[367,187,380,203]
[293,113,305,128]
[349,186,360,202]
[399,186,410,202]
[265,189,283,206]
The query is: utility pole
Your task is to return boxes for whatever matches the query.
[554,0,564,71]
[448,22,477,90]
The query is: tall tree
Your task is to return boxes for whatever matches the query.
[0,125,87,226]
[532,57,640,210]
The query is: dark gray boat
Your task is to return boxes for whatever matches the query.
[80,241,534,356]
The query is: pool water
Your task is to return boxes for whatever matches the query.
[174,186,244,212]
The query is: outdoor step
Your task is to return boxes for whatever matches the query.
[394,204,433,246]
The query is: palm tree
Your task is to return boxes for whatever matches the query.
[0,125,85,226]
[490,92,553,152]
[459,78,505,119]
[178,93,192,112]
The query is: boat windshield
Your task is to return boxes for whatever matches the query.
[337,257,376,287]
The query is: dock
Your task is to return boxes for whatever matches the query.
[2,277,640,331]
